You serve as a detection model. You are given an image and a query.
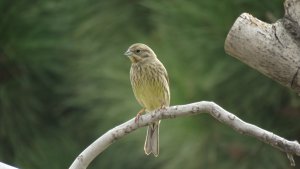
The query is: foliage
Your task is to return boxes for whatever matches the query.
[0,0,299,169]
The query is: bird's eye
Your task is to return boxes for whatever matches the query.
[136,49,141,53]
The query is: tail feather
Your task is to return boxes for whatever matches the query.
[144,121,160,157]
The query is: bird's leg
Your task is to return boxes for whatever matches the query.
[135,108,145,123]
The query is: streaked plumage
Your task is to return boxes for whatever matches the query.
[125,43,170,157]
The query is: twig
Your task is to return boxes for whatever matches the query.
[69,101,300,169]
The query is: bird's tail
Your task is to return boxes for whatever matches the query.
[144,121,160,157]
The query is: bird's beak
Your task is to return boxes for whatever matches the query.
[124,49,138,63]
[124,49,133,56]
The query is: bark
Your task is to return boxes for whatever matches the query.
[224,0,300,93]
[0,162,18,169]
[69,101,300,169]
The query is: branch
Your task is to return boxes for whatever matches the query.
[224,0,300,93]
[283,0,300,41]
[0,162,19,169]
[69,101,300,169]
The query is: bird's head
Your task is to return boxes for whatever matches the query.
[124,43,157,64]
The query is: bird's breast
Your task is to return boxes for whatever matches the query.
[130,62,170,111]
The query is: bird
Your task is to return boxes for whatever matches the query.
[124,43,170,157]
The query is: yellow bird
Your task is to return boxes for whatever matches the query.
[124,43,170,157]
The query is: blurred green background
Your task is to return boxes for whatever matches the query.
[1,0,299,168]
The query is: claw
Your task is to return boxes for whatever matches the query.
[160,105,167,110]
[135,108,145,123]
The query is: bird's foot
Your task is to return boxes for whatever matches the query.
[158,105,167,111]
[135,108,145,123]
[161,105,167,110]
[158,100,168,111]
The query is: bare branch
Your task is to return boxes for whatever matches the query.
[69,101,300,169]
[0,162,19,169]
